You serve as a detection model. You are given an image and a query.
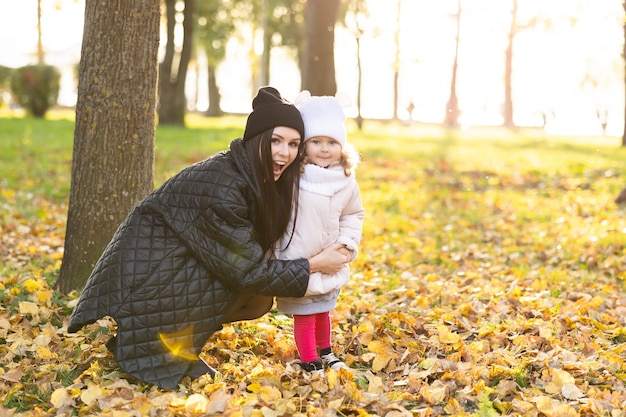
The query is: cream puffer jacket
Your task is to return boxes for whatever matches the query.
[276,163,364,315]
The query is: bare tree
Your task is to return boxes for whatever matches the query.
[57,0,160,293]
[392,0,401,121]
[302,0,340,95]
[196,0,239,116]
[158,0,195,126]
[243,0,304,95]
[623,0,626,146]
[444,0,461,128]
[341,0,368,129]
[36,0,44,64]
[502,0,517,128]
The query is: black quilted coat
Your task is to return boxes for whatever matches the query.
[67,138,310,389]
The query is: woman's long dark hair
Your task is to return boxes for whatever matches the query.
[244,129,303,254]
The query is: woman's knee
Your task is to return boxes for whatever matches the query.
[246,296,273,320]
[224,295,273,323]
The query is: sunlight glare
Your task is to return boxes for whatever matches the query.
[158,325,198,361]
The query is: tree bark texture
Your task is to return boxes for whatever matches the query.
[57,0,160,293]
[302,0,339,95]
[158,0,195,126]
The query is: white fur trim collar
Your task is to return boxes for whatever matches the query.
[300,164,351,196]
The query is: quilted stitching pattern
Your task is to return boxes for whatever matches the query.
[68,139,310,389]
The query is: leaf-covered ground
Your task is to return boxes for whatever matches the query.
[1,127,625,416]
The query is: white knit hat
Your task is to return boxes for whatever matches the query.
[295,90,351,145]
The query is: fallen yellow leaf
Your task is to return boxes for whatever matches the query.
[206,390,231,414]
[545,369,575,394]
[367,340,395,372]
[436,325,461,344]
[419,380,449,405]
[534,396,579,417]
[18,301,39,316]
[561,383,584,400]
[80,383,104,406]
[23,278,42,292]
[50,387,73,409]
[185,393,210,414]
[35,345,58,361]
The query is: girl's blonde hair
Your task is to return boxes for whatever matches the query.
[301,141,360,177]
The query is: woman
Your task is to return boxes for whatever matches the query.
[67,87,348,389]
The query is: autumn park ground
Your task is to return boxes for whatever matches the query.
[0,109,625,416]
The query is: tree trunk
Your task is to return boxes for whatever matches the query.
[444,0,461,128]
[502,0,517,129]
[623,0,626,146]
[616,187,626,204]
[392,0,401,121]
[347,0,366,130]
[37,0,44,64]
[260,26,272,87]
[57,0,160,293]
[355,34,363,130]
[302,0,339,95]
[205,62,222,117]
[259,0,271,87]
[158,0,195,126]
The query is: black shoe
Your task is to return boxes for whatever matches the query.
[106,335,117,353]
[185,358,219,380]
[319,347,349,370]
[300,360,324,375]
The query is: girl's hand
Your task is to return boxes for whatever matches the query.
[308,244,349,275]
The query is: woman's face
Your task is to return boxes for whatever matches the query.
[270,126,302,181]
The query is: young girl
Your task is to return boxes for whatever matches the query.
[277,91,365,374]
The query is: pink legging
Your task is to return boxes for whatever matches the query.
[293,312,331,362]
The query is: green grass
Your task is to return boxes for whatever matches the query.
[1,110,625,201]
[0,112,249,201]
[0,116,75,201]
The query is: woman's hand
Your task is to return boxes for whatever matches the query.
[308,243,349,275]
[337,246,352,261]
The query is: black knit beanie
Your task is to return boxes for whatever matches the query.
[243,86,305,141]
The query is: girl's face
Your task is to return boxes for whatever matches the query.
[304,136,342,168]
[271,126,302,181]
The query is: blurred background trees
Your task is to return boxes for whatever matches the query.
[3,0,625,140]
[194,0,239,116]
[9,64,60,117]
[3,0,61,118]
[158,0,195,126]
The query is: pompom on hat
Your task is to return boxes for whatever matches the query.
[295,90,351,146]
[243,86,305,141]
